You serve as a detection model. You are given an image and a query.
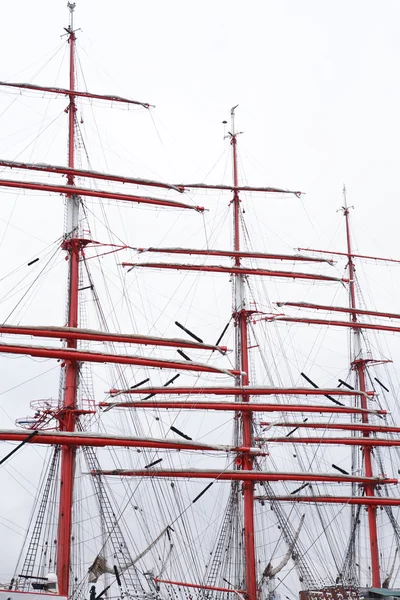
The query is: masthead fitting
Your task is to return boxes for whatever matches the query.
[67,2,76,31]
[230,104,239,136]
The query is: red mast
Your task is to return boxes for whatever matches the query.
[229,106,257,600]
[343,185,381,588]
[57,3,79,594]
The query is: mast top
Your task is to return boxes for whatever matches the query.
[227,104,243,140]
[67,2,76,34]
[231,104,239,136]
[341,183,353,214]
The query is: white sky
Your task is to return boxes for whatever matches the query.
[0,0,399,239]
[1,0,400,593]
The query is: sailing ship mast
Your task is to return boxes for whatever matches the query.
[231,104,256,600]
[4,4,400,600]
[342,186,380,588]
[0,5,243,597]
[58,4,79,594]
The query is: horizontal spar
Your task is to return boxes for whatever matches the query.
[0,343,239,376]
[0,429,251,453]
[0,81,152,108]
[0,179,203,212]
[261,422,400,434]
[0,324,226,353]
[92,468,396,485]
[122,262,345,283]
[256,436,400,447]
[277,301,400,321]
[154,579,245,594]
[109,386,372,397]
[298,247,400,265]
[0,159,183,193]
[255,495,400,507]
[267,316,400,334]
[101,400,385,416]
[176,182,301,196]
[134,247,332,263]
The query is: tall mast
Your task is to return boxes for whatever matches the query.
[230,106,257,600]
[343,186,381,588]
[57,2,80,595]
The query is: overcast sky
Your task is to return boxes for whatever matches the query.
[2,0,400,245]
[2,0,400,591]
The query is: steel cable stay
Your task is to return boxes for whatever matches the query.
[10,446,60,587]
[83,251,239,588]
[0,12,238,596]
[0,240,62,308]
[151,459,240,593]
[4,6,400,600]
[247,310,346,585]
[255,445,345,587]
[253,439,317,583]
[255,481,321,591]
[0,235,63,285]
[269,500,355,599]
[80,255,222,580]
[365,331,400,431]
[70,458,239,600]
[78,394,184,596]
[77,255,163,587]
[288,193,400,590]
[256,310,384,584]
[270,312,400,560]
[97,192,394,600]
[82,27,177,600]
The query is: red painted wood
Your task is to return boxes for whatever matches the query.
[0,343,239,375]
[101,400,384,415]
[122,261,345,283]
[154,578,245,594]
[0,178,203,211]
[57,21,77,595]
[0,324,225,352]
[93,468,396,485]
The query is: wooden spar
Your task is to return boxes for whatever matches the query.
[0,80,152,108]
[91,468,397,485]
[298,246,400,264]
[255,436,400,447]
[0,430,260,453]
[0,343,239,376]
[100,400,385,416]
[267,315,400,334]
[277,301,400,321]
[0,159,183,192]
[0,178,204,211]
[122,261,346,282]
[175,181,302,195]
[0,157,303,197]
[133,247,332,263]
[107,385,373,397]
[0,324,227,353]
[259,421,400,433]
[154,579,246,594]
[255,496,400,507]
